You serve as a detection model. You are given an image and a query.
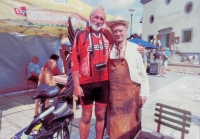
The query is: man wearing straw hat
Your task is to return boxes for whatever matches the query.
[106,16,149,139]
[71,5,145,139]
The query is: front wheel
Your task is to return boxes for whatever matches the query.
[53,126,70,139]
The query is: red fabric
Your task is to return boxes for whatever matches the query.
[71,27,110,84]
[102,28,114,44]
[95,102,107,107]
[51,66,61,76]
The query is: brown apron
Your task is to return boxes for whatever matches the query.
[106,57,142,139]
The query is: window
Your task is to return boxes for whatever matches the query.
[184,1,193,14]
[165,0,171,5]
[149,15,154,24]
[181,28,193,43]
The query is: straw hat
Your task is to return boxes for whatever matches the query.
[106,16,130,28]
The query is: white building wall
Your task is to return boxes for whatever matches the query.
[142,0,200,53]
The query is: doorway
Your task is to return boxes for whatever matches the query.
[148,35,154,43]
[161,33,170,47]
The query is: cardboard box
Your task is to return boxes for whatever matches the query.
[134,131,174,139]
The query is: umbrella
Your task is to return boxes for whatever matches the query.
[0,0,114,37]
[129,38,158,49]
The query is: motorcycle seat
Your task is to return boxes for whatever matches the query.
[32,84,60,99]
[47,102,74,124]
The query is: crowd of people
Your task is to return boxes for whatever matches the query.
[181,54,199,65]
[145,46,172,78]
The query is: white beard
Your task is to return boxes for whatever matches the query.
[90,22,103,31]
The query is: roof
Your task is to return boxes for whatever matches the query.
[140,0,153,5]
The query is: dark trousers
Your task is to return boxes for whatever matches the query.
[28,75,38,85]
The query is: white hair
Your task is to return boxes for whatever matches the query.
[90,5,107,20]
[89,5,107,30]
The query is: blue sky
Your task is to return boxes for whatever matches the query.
[81,0,143,37]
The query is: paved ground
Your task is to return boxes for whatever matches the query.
[0,72,200,139]
[143,73,200,139]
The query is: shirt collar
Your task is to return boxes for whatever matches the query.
[114,40,127,49]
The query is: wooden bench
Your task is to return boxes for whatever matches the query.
[155,103,192,139]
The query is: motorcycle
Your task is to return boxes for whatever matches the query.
[14,84,74,139]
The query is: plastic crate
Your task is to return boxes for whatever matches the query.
[134,130,173,139]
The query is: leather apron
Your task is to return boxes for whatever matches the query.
[106,45,142,139]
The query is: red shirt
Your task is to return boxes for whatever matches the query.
[71,27,110,84]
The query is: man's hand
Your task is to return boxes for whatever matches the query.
[73,85,84,98]
[141,96,147,105]
[137,43,145,54]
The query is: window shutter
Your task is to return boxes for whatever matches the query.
[169,32,175,45]
[156,34,162,40]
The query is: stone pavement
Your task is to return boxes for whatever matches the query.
[168,65,200,75]
[142,74,200,139]
[0,73,200,139]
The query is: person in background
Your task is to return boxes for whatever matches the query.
[153,48,162,75]
[174,46,178,54]
[145,49,154,73]
[165,48,171,57]
[170,40,175,58]
[192,55,199,65]
[106,16,149,139]
[153,48,161,61]
[34,59,57,117]
[164,48,171,74]
[150,38,161,50]
[181,54,187,62]
[38,59,57,86]
[49,54,62,75]
[160,47,171,78]
[188,55,193,64]
[27,56,41,85]
[50,53,68,94]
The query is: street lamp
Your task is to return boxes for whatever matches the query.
[128,9,135,36]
